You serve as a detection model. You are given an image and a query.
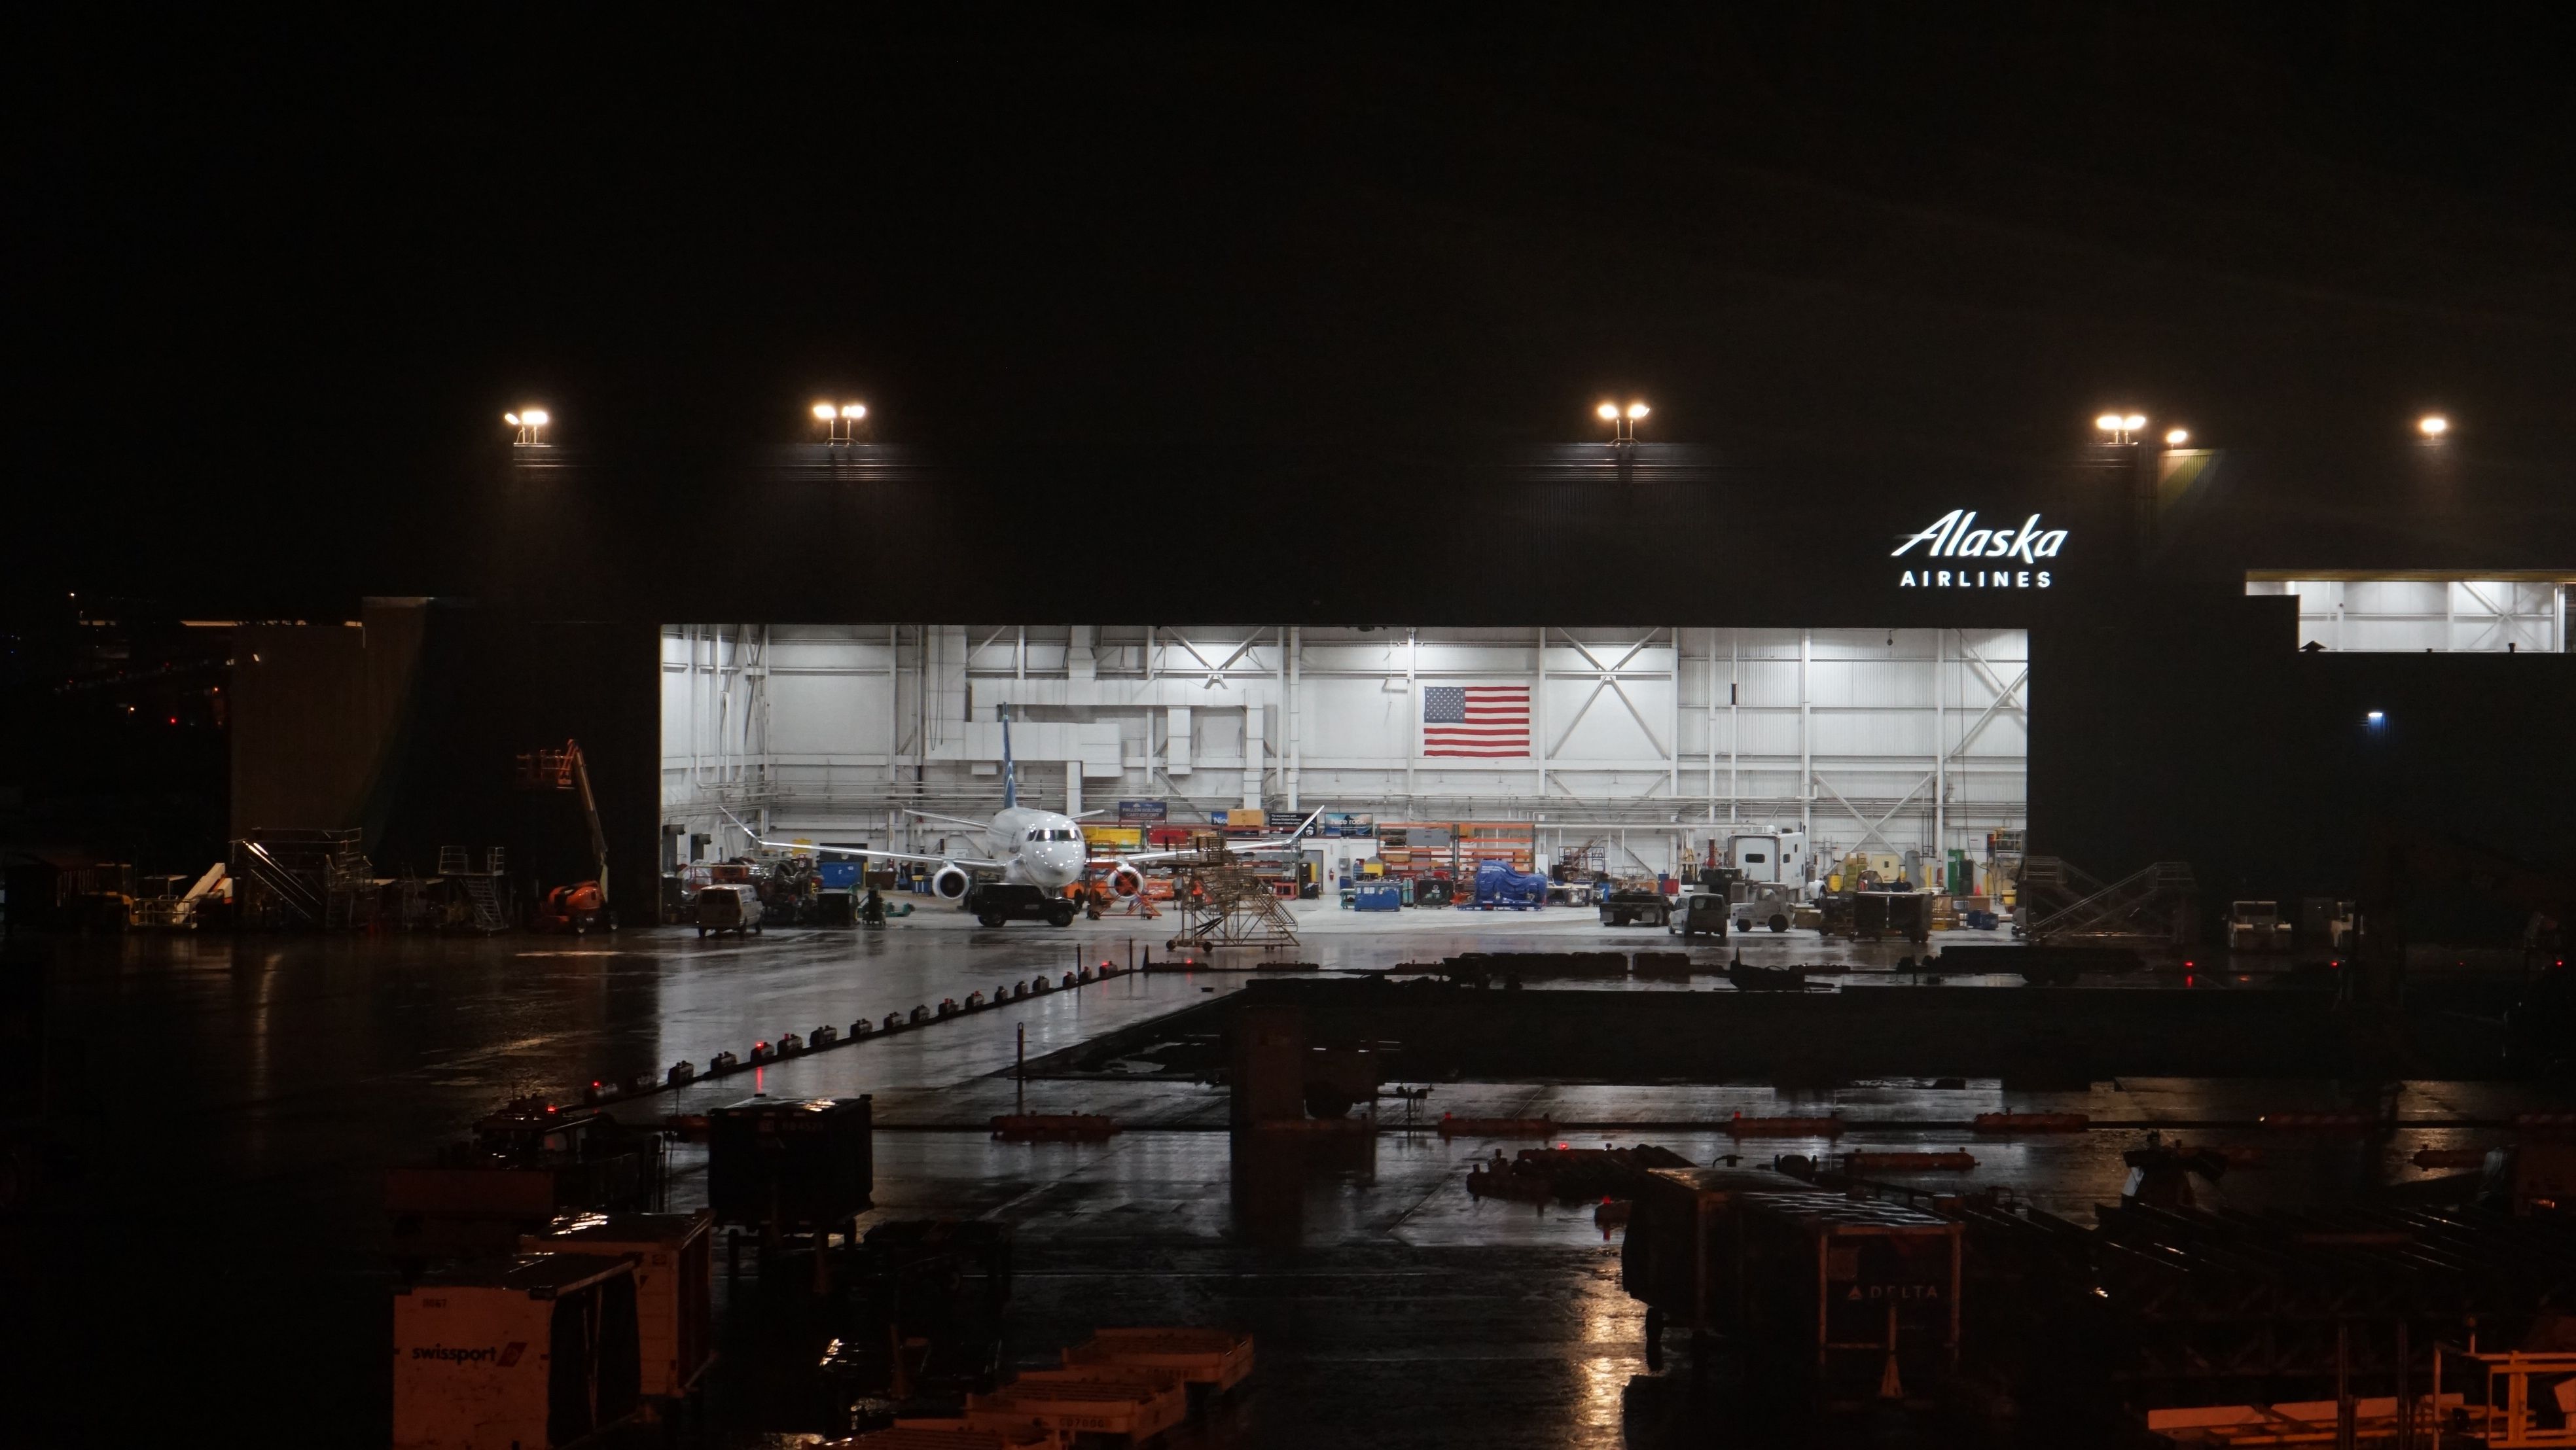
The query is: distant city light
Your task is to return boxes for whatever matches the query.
[2164,428,2190,446]
[2418,414,2449,437]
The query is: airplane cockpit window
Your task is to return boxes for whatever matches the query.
[1027,830,1043,842]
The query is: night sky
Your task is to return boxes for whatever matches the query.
[14,9,2575,610]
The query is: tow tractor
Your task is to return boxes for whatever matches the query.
[967,881,1075,928]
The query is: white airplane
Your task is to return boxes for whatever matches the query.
[729,705,1321,919]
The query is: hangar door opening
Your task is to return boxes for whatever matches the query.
[660,626,2026,881]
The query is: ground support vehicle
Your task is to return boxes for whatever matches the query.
[967,881,1075,928]
[1598,889,1671,928]
[694,884,762,938]
[1667,891,1730,940]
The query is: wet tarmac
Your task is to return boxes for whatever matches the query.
[4,917,2562,1446]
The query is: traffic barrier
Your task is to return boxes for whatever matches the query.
[809,1025,838,1048]
[1594,1198,1632,1238]
[775,1033,803,1057]
[707,1050,740,1074]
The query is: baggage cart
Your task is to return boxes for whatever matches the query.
[1619,1166,1824,1370]
[1737,1191,1961,1404]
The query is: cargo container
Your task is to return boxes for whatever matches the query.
[1619,1166,1825,1368]
[706,1095,873,1234]
[519,1212,713,1398]
[391,1254,640,1450]
[1737,1191,1961,1402]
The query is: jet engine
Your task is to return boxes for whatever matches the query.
[930,864,973,900]
[1105,864,1145,899]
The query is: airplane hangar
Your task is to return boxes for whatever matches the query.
[660,624,2031,889]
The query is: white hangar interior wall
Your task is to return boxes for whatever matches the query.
[2243,575,2572,654]
[660,625,2028,876]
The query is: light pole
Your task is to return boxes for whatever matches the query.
[505,408,550,447]
[2094,411,2145,446]
[812,400,868,444]
[1598,400,1648,448]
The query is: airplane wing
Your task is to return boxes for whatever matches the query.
[904,807,995,832]
[721,810,1005,871]
[1094,808,1327,866]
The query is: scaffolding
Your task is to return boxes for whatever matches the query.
[1166,856,1300,953]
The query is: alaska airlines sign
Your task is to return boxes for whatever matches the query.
[1892,510,2066,589]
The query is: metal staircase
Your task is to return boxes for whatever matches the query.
[2020,857,2197,949]
[440,846,509,932]
[233,840,322,922]
[232,829,367,927]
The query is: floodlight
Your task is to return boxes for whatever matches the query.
[2418,415,2449,437]
[812,402,837,421]
[2164,428,2189,446]
[1596,402,1620,421]
[840,403,867,419]
[1626,402,1649,419]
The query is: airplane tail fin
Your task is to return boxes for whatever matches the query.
[999,702,1017,811]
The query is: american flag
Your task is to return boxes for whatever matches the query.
[1422,684,1532,757]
